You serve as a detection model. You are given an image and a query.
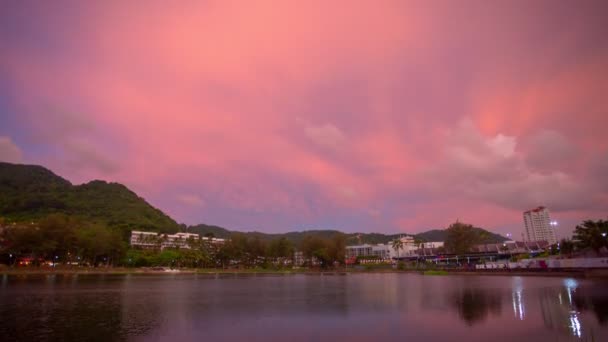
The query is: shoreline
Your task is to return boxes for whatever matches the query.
[2,267,608,278]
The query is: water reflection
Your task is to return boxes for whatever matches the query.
[572,285,608,325]
[450,287,502,326]
[536,277,606,339]
[511,277,525,320]
[1,274,608,341]
[0,275,127,341]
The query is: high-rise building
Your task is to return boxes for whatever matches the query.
[523,206,557,245]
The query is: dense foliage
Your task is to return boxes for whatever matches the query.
[573,220,608,253]
[0,162,180,235]
[300,233,346,267]
[1,214,125,266]
[0,214,338,269]
[444,222,481,254]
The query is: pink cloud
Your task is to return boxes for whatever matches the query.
[1,1,607,234]
[0,136,23,163]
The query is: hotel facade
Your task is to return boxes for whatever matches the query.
[523,206,557,245]
[130,230,225,250]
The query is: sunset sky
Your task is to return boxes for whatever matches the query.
[1,1,607,237]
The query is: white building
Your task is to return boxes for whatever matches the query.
[346,236,434,260]
[420,241,444,249]
[130,231,158,249]
[346,244,392,260]
[523,206,557,245]
[130,230,225,250]
[396,236,419,257]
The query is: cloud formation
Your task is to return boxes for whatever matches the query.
[427,119,603,212]
[0,136,23,163]
[176,194,206,208]
[1,1,607,236]
[304,122,347,151]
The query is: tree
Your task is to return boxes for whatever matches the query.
[559,238,575,256]
[573,220,608,253]
[327,233,346,266]
[38,213,79,260]
[300,235,328,267]
[247,236,267,267]
[76,224,125,266]
[2,223,50,265]
[1,213,86,265]
[391,238,404,258]
[444,222,480,255]
[268,237,294,266]
[300,234,345,268]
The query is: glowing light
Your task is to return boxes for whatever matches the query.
[569,312,582,338]
[564,278,578,305]
[564,278,578,289]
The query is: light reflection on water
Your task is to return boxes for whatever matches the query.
[564,278,582,338]
[0,273,606,342]
[511,277,525,321]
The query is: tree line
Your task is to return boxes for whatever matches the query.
[2,214,605,267]
[0,214,124,266]
[0,214,347,268]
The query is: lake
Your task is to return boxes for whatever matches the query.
[1,273,607,341]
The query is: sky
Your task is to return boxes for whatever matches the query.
[1,1,607,237]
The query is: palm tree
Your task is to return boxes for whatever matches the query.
[391,238,404,259]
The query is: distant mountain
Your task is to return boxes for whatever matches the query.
[187,225,348,246]
[415,228,507,244]
[187,225,508,246]
[0,162,180,234]
[187,224,232,238]
[0,161,508,245]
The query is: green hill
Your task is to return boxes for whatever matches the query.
[0,162,179,234]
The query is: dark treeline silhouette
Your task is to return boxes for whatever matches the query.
[0,214,347,269]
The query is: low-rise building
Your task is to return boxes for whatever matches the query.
[420,241,444,249]
[293,251,320,266]
[130,231,158,249]
[346,244,392,260]
[130,230,225,250]
[471,240,549,255]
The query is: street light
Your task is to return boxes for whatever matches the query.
[602,232,607,238]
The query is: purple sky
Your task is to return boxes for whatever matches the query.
[1,1,607,237]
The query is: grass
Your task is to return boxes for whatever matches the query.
[423,270,449,276]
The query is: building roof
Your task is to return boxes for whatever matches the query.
[132,230,158,235]
[524,206,546,214]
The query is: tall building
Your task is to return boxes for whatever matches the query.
[523,206,557,245]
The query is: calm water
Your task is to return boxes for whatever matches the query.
[1,273,607,341]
